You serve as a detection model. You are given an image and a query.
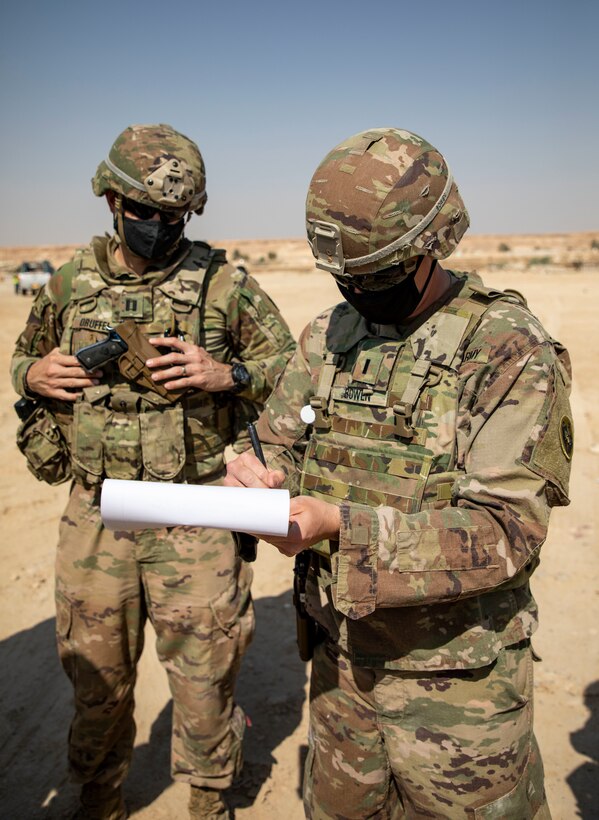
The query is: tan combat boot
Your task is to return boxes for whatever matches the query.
[189,785,230,819]
[72,782,127,820]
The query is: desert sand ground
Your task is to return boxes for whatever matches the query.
[0,234,598,819]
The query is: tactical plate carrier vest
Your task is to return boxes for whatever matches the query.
[57,238,236,486]
[300,273,538,671]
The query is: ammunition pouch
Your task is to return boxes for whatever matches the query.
[71,395,187,484]
[16,402,71,486]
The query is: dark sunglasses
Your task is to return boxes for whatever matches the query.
[122,197,186,224]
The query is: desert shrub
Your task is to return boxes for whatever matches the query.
[591,239,599,250]
[498,242,510,252]
[268,251,277,260]
[527,256,552,267]
[232,248,242,260]
[570,260,583,270]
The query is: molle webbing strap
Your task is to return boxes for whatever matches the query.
[392,310,471,439]
[393,359,433,439]
[463,280,524,312]
[71,246,110,301]
[328,414,428,447]
[58,249,109,356]
[197,248,223,347]
[302,472,415,512]
[301,438,433,513]
[450,279,524,352]
[310,352,338,429]
[50,256,81,317]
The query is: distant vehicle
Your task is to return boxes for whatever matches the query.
[16,260,54,295]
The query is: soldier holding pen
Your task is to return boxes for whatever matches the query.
[226,127,573,818]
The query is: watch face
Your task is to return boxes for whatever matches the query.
[232,363,251,389]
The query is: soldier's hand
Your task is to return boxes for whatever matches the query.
[147,337,234,392]
[265,496,341,557]
[25,348,101,401]
[225,450,285,489]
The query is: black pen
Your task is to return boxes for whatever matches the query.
[246,422,266,467]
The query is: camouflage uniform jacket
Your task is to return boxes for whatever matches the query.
[256,272,573,671]
[11,234,295,485]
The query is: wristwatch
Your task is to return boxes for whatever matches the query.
[230,362,251,393]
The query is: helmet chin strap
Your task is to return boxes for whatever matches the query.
[111,192,187,262]
[112,193,144,260]
[112,194,126,244]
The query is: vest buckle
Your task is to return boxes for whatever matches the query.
[310,397,331,431]
[393,401,414,439]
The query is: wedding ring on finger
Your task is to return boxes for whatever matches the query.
[181,364,187,377]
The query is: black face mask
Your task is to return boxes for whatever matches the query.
[338,259,436,325]
[338,276,419,324]
[121,215,185,260]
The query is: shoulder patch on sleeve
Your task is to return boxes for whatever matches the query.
[559,415,574,461]
[522,370,573,505]
[48,259,78,314]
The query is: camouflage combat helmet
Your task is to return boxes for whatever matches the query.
[92,123,207,215]
[306,128,469,284]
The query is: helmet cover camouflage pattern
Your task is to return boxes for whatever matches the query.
[92,123,207,215]
[306,128,469,280]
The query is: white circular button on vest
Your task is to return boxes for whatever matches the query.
[300,404,316,425]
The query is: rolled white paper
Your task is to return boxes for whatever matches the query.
[101,479,290,536]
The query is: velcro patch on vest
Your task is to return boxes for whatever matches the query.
[118,293,153,321]
[352,526,370,545]
[333,382,388,407]
[352,341,402,390]
[352,348,385,385]
[436,482,453,501]
[340,385,374,403]
[72,317,110,332]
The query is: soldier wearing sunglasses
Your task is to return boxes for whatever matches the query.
[11,123,295,819]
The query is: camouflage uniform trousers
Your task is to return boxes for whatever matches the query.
[55,481,254,790]
[303,639,551,819]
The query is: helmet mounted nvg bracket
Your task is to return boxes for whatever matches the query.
[308,221,348,280]
[104,155,202,209]
[308,166,454,283]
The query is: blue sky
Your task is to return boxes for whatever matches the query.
[1,0,597,245]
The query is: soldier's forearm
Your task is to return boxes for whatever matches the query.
[11,355,41,398]
[236,344,296,403]
[332,493,548,618]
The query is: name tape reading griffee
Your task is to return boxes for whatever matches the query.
[100,479,290,537]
